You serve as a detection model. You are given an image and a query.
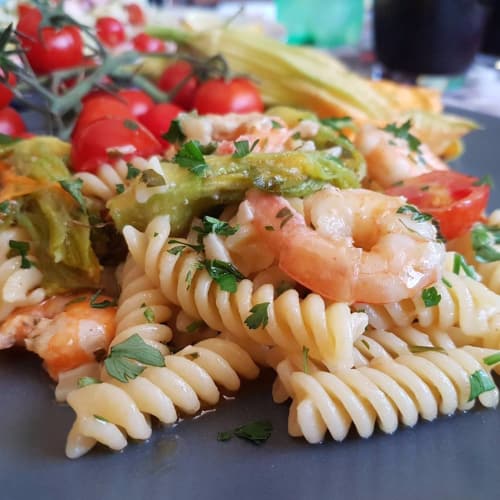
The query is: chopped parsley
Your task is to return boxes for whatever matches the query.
[468,369,496,401]
[320,116,354,131]
[192,216,239,242]
[360,339,370,350]
[442,277,452,288]
[276,207,294,228]
[77,376,101,388]
[126,163,141,180]
[174,140,208,177]
[89,289,116,309]
[123,119,139,131]
[302,345,310,374]
[0,200,10,214]
[203,259,245,293]
[421,287,441,307]
[483,352,500,366]
[472,175,494,188]
[471,223,500,263]
[59,178,86,212]
[244,302,270,329]
[93,414,109,423]
[232,139,259,158]
[186,320,205,333]
[396,204,432,223]
[383,119,421,153]
[264,225,275,231]
[218,420,273,445]
[452,253,479,280]
[271,120,283,129]
[8,240,33,269]
[0,133,20,145]
[115,183,125,195]
[163,118,185,144]
[143,307,155,323]
[167,239,203,256]
[104,333,165,383]
[291,131,301,140]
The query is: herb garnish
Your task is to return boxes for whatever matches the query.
[186,320,205,333]
[302,345,310,374]
[472,175,494,188]
[483,352,500,366]
[126,163,141,180]
[217,420,273,445]
[115,183,125,195]
[320,116,354,131]
[396,204,432,223]
[383,120,421,153]
[163,118,185,144]
[421,287,441,307]
[143,307,155,323]
[244,302,270,329]
[468,370,496,401]
[77,376,101,388]
[8,240,33,269]
[192,216,239,242]
[174,140,208,177]
[471,223,500,263]
[442,277,452,288]
[104,333,165,383]
[232,139,259,158]
[271,120,283,129]
[203,259,245,293]
[360,339,370,350]
[123,119,139,131]
[0,133,20,146]
[452,253,479,280]
[276,207,294,228]
[409,345,446,354]
[89,289,117,309]
[59,178,86,212]
[167,239,203,255]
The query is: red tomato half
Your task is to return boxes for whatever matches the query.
[125,3,146,26]
[193,78,263,115]
[385,171,489,240]
[0,70,16,109]
[71,117,162,173]
[17,8,84,74]
[140,103,183,146]
[0,107,26,136]
[72,95,134,141]
[117,89,155,118]
[158,61,198,110]
[132,33,166,53]
[96,17,126,48]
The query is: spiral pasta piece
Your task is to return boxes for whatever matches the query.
[123,216,368,371]
[65,337,259,458]
[284,347,498,444]
[358,267,500,338]
[0,226,45,326]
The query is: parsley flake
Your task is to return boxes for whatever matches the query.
[472,175,494,188]
[186,320,205,333]
[270,120,284,129]
[302,345,310,374]
[276,207,294,228]
[0,200,10,213]
[77,376,101,388]
[167,239,203,255]
[217,431,233,442]
[232,139,259,158]
[442,277,452,288]
[126,163,141,180]
[8,240,33,269]
[104,334,165,383]
[409,345,446,354]
[452,253,479,280]
[192,216,239,242]
[0,133,20,146]
[115,183,125,195]
[421,287,441,307]
[218,420,273,445]
[244,302,270,329]
[174,140,208,177]
[320,116,354,131]
[360,339,370,350]
[123,119,139,131]
[471,223,500,263]
[383,119,421,153]
[396,204,432,222]
[468,370,496,401]
[59,178,86,212]
[163,118,185,144]
[203,259,245,293]
[143,307,155,323]
[89,289,117,309]
[483,352,500,366]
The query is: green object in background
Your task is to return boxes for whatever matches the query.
[275,0,364,47]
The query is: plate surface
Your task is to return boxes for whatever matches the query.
[1,109,499,500]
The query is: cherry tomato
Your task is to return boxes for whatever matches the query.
[158,61,198,110]
[132,33,166,53]
[140,103,183,146]
[125,3,146,26]
[71,117,163,173]
[18,3,37,19]
[0,107,26,136]
[72,95,134,141]
[193,78,263,115]
[17,8,84,74]
[0,69,16,109]
[385,171,489,240]
[117,89,155,119]
[96,17,126,48]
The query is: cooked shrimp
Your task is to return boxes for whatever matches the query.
[355,124,448,189]
[0,293,116,379]
[246,187,445,304]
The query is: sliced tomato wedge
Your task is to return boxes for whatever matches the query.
[385,171,490,240]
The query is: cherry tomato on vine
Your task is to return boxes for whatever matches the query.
[0,107,26,136]
[72,95,134,141]
[140,103,183,146]
[96,17,126,48]
[385,171,490,240]
[17,8,84,74]
[125,3,146,26]
[132,33,166,53]
[158,61,198,110]
[0,69,16,109]
[117,89,155,118]
[71,117,162,173]
[193,78,263,115]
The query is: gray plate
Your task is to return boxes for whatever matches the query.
[1,109,499,500]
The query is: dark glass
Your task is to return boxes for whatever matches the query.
[374,0,488,75]
[482,0,500,55]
